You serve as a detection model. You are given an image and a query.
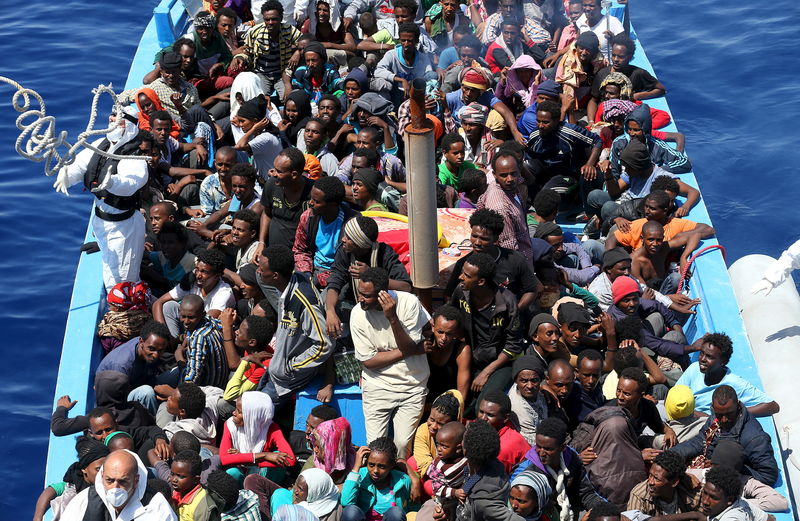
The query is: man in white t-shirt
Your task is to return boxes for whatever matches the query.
[351,267,430,458]
[575,0,624,58]
[153,248,236,338]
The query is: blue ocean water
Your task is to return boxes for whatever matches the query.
[0,0,798,516]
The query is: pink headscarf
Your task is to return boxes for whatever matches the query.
[313,417,355,473]
[501,55,542,108]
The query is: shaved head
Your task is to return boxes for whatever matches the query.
[101,450,139,497]
[180,294,204,313]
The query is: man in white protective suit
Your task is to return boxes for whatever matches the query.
[752,239,800,295]
[53,108,149,291]
[61,449,175,521]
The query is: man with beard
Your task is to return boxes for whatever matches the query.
[291,41,343,102]
[257,148,314,251]
[53,108,149,291]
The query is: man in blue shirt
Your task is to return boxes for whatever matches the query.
[676,333,780,417]
[525,100,603,216]
[97,320,172,414]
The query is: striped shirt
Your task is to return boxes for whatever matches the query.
[242,23,300,78]
[183,316,228,388]
[526,121,602,175]
[482,13,551,45]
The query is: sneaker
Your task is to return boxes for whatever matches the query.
[582,216,601,239]
[573,212,590,223]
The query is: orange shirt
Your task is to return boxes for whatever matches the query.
[615,217,698,251]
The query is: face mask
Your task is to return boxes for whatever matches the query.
[106,487,129,508]
[106,124,126,144]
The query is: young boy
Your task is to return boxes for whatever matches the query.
[426,422,468,503]
[159,382,220,446]
[438,133,478,189]
[144,221,197,293]
[455,168,488,209]
[170,450,222,520]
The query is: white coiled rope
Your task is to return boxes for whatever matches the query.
[0,75,146,176]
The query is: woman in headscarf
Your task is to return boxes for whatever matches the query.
[279,90,313,147]
[495,55,542,115]
[96,281,152,353]
[135,88,181,138]
[219,391,296,483]
[339,68,369,118]
[293,468,341,520]
[307,417,356,484]
[34,439,109,521]
[592,72,672,129]
[509,469,558,521]
[291,41,344,104]
[352,167,388,212]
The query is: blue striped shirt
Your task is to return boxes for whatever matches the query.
[183,317,227,388]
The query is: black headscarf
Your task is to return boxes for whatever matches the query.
[284,90,313,145]
[63,437,110,493]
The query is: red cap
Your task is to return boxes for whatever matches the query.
[612,276,641,304]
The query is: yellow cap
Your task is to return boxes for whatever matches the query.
[665,385,695,420]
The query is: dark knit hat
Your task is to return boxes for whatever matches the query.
[576,31,600,54]
[620,139,651,172]
[602,247,631,270]
[512,355,547,380]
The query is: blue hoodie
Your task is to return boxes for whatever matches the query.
[609,103,692,178]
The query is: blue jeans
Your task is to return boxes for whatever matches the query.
[342,505,406,521]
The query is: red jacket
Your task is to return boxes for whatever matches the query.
[595,99,671,129]
[497,420,531,474]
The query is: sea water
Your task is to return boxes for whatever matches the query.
[0,0,798,515]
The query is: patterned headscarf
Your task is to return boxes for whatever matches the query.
[511,470,553,520]
[459,67,491,91]
[601,99,637,122]
[459,102,489,125]
[312,417,355,474]
[194,12,217,29]
[107,281,152,311]
[600,71,634,100]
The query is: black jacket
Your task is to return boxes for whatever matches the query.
[672,403,779,485]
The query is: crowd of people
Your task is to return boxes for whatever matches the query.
[40,0,787,520]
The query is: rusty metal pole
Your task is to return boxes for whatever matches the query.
[404,78,438,312]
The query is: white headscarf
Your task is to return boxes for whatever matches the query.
[226,391,274,453]
[231,72,266,119]
[297,468,340,518]
[106,106,141,153]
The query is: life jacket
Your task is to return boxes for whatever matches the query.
[84,138,143,213]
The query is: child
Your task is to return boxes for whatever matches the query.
[426,422,468,507]
[169,450,222,520]
[341,437,412,521]
[96,281,152,353]
[161,382,221,446]
[412,391,463,480]
[144,221,196,294]
[218,391,295,483]
[455,168,488,209]
[438,133,478,189]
